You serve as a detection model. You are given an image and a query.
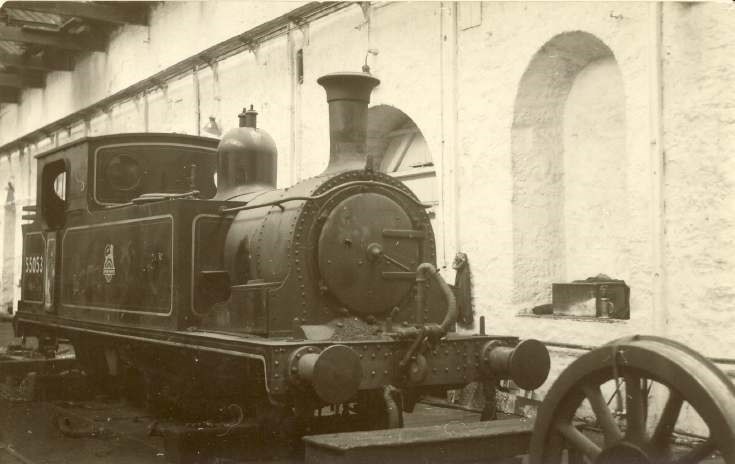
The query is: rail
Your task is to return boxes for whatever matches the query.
[0,443,34,464]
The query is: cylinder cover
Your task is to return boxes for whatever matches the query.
[318,192,420,316]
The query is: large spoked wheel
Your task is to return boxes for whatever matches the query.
[530,336,735,464]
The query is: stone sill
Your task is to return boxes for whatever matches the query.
[515,313,628,323]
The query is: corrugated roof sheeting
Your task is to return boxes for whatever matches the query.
[6,8,64,28]
[0,41,23,54]
[0,2,151,107]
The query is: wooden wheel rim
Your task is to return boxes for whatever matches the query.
[529,336,735,464]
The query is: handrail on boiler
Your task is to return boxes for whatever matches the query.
[219,180,432,215]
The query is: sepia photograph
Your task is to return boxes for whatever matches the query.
[0,1,733,463]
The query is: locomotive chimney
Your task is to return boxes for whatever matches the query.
[317,72,380,173]
[214,106,277,200]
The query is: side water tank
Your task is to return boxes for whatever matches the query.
[214,106,277,200]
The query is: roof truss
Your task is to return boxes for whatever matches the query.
[3,2,147,26]
[0,2,150,94]
[0,25,105,51]
[0,87,20,104]
[0,51,73,71]
[0,72,45,88]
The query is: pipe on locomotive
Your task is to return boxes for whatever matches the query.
[392,263,458,341]
[390,263,548,390]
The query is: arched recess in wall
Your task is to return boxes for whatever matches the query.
[367,105,444,264]
[511,31,627,308]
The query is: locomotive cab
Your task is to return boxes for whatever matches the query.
[19,134,220,320]
[30,133,220,216]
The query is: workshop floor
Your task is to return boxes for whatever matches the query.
[0,320,485,464]
[0,320,18,348]
[0,396,481,464]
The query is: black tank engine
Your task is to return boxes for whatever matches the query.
[15,72,549,429]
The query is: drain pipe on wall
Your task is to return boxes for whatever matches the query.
[439,1,460,270]
[287,21,298,186]
[193,65,201,136]
[142,90,149,133]
[649,2,667,337]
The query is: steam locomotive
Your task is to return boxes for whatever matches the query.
[14,72,549,435]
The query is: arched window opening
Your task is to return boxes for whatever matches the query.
[563,57,627,281]
[381,121,433,174]
[367,105,444,264]
[511,31,628,315]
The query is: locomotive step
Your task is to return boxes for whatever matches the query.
[303,418,533,464]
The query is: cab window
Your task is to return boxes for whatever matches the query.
[41,160,67,228]
[95,144,217,205]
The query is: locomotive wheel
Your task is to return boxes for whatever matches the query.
[257,402,312,458]
[529,336,735,464]
[73,340,117,396]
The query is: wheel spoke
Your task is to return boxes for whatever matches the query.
[529,338,735,464]
[650,389,684,451]
[581,383,623,445]
[555,422,601,460]
[624,373,646,441]
[672,438,717,464]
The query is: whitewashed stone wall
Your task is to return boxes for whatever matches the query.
[661,2,735,357]
[0,1,733,410]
